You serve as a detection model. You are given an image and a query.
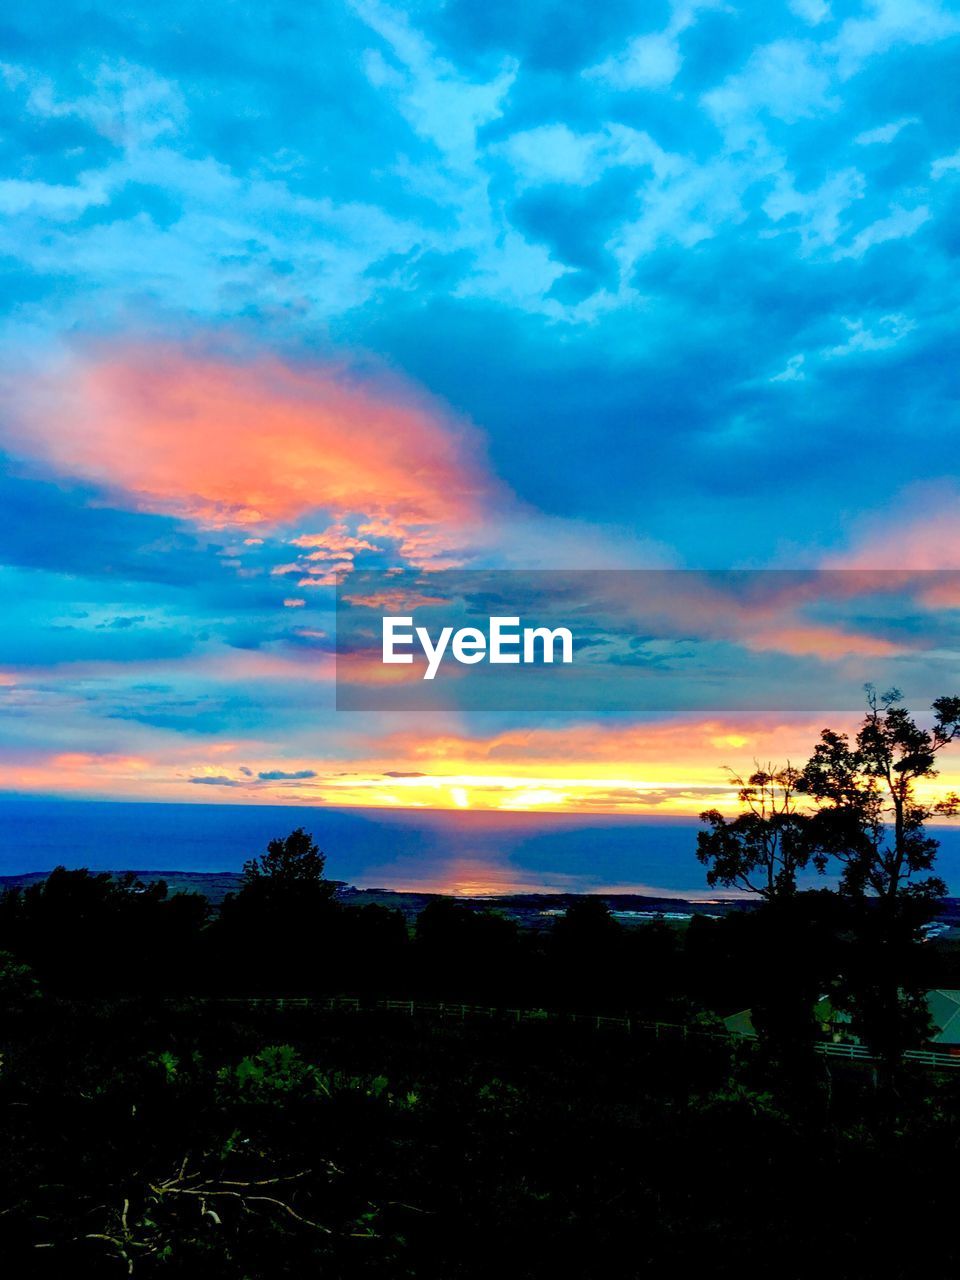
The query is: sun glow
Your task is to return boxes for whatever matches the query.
[6,712,960,819]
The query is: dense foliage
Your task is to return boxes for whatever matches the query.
[3,693,960,1275]
[5,985,960,1277]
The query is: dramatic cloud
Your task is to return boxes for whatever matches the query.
[1,0,959,817]
[4,341,505,567]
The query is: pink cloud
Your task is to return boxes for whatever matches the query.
[827,487,960,570]
[290,523,381,555]
[376,713,844,767]
[6,339,502,565]
[742,622,904,659]
[339,587,451,611]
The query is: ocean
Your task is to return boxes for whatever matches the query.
[0,796,711,897]
[2,794,960,898]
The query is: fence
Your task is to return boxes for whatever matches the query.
[192,994,960,1070]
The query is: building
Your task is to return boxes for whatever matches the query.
[722,989,960,1047]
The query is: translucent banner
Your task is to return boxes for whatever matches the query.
[335,569,960,712]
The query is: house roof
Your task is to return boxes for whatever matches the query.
[721,990,960,1045]
[722,1008,756,1037]
[926,990,960,1044]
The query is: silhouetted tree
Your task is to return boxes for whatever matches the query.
[337,902,410,993]
[551,897,620,947]
[697,764,814,899]
[216,830,339,992]
[242,827,333,897]
[550,899,626,1009]
[0,951,40,1016]
[0,868,207,993]
[414,898,522,1000]
[698,766,828,1080]
[801,687,960,1074]
[624,915,681,1016]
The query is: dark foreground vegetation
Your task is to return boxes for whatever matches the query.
[8,993,960,1279]
[3,689,960,1276]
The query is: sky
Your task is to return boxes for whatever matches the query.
[2,0,960,818]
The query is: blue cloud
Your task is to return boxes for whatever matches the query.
[257,769,318,781]
[1,0,959,782]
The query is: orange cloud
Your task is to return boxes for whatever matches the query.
[290,524,381,555]
[7,706,960,817]
[379,714,832,769]
[743,623,904,659]
[8,340,500,564]
[339,587,451,611]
